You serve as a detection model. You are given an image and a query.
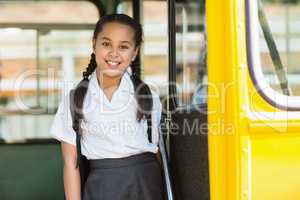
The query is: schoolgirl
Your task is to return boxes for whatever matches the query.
[50,14,165,200]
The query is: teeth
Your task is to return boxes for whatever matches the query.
[107,61,119,66]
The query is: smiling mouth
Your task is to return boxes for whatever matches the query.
[106,60,120,68]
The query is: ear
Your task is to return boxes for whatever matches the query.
[132,47,139,61]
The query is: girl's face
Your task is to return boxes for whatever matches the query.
[93,22,138,78]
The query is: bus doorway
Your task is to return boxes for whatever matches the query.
[166,0,210,199]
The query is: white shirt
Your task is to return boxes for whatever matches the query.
[49,70,162,160]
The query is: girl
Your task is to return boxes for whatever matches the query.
[50,14,165,200]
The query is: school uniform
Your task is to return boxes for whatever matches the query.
[49,70,165,200]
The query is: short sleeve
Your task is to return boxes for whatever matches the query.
[151,90,162,145]
[49,91,76,146]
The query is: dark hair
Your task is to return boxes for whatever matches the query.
[73,14,153,130]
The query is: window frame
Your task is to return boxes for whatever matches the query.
[246,0,300,111]
[0,0,103,115]
[0,0,103,143]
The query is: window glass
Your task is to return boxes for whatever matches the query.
[259,0,300,96]
[0,1,98,24]
[117,1,132,17]
[175,0,207,106]
[0,1,99,142]
[143,1,168,96]
[117,1,169,96]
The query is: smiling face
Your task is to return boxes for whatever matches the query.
[93,22,139,78]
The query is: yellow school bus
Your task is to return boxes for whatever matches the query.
[207,0,300,199]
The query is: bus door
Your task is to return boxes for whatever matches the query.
[167,0,210,199]
[207,0,300,199]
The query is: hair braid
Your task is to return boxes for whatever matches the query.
[83,53,97,80]
[73,53,97,127]
[130,57,153,122]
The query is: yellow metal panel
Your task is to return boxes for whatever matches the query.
[251,135,300,200]
[207,0,244,199]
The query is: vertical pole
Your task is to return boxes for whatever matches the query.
[132,0,140,23]
[167,0,177,157]
[132,0,143,78]
[168,0,177,109]
[36,30,41,108]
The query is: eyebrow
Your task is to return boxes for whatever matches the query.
[100,37,132,45]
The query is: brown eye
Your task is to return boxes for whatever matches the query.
[102,42,110,47]
[119,45,129,50]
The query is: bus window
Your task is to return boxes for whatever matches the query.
[117,1,169,97]
[143,1,168,96]
[175,0,207,106]
[259,0,300,96]
[247,0,300,109]
[117,1,132,17]
[0,1,99,142]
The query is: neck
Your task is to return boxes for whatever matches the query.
[96,69,121,90]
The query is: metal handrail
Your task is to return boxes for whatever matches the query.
[258,0,292,95]
[158,126,174,200]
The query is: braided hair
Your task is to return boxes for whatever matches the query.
[72,14,153,134]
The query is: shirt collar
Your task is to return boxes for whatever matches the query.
[89,70,134,97]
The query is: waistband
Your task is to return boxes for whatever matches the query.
[89,152,157,169]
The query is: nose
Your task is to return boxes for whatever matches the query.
[108,47,120,58]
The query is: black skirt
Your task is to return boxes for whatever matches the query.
[83,152,165,200]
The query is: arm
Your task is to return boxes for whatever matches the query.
[61,142,81,200]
